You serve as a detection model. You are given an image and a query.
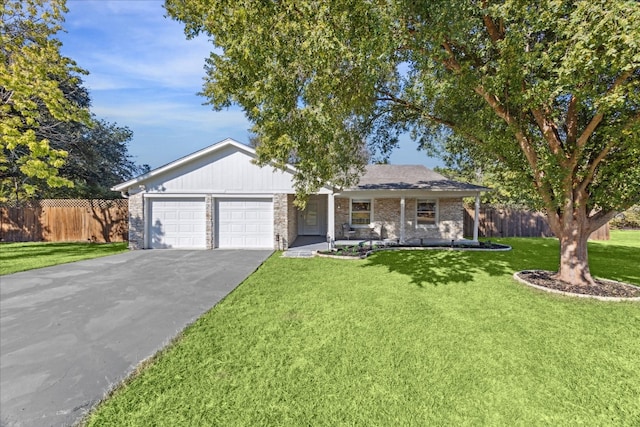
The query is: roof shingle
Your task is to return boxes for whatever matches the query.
[348,164,488,191]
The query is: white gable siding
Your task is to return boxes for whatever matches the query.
[142,146,299,194]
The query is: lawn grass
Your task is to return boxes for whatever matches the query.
[85,235,639,426]
[0,242,128,275]
[599,229,640,248]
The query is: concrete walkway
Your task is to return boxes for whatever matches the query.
[0,249,272,427]
[282,236,330,257]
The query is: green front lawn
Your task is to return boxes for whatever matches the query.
[0,242,128,275]
[600,229,640,248]
[85,233,639,426]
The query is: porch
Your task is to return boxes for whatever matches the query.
[277,192,483,251]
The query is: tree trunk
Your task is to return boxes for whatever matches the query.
[554,222,595,286]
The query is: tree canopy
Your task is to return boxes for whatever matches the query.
[1,0,145,201]
[1,0,91,201]
[166,0,639,286]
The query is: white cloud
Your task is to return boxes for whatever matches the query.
[62,0,213,91]
[61,0,440,169]
[92,101,250,130]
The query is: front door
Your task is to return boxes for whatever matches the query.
[298,196,327,235]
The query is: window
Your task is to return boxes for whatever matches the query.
[417,199,437,226]
[351,199,371,226]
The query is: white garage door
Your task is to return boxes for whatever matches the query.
[217,199,273,248]
[149,198,206,249]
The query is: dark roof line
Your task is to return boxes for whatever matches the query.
[348,164,489,192]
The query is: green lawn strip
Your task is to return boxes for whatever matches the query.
[597,229,640,248]
[0,242,128,275]
[86,237,640,426]
[587,230,640,285]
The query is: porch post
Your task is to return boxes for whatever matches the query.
[473,193,480,242]
[400,195,405,244]
[327,192,335,242]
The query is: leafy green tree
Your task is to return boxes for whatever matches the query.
[166,0,640,287]
[1,0,90,201]
[610,205,640,230]
[39,116,148,199]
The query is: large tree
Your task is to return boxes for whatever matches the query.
[166,0,640,287]
[1,0,90,201]
[37,115,148,199]
[30,76,147,198]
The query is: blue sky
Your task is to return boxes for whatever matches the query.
[58,0,441,170]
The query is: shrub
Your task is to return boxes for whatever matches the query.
[610,205,640,229]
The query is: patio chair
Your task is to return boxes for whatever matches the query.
[342,223,356,240]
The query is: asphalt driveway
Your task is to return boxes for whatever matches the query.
[0,249,272,427]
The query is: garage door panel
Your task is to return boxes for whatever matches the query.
[149,198,206,249]
[217,198,273,248]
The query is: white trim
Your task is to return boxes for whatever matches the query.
[112,137,332,193]
[215,197,274,249]
[400,196,406,244]
[473,193,480,242]
[415,198,439,228]
[142,193,274,199]
[146,197,207,249]
[349,198,373,228]
[208,194,275,199]
[144,197,150,248]
[337,189,482,199]
[327,193,335,241]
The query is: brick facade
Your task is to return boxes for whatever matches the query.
[127,193,144,249]
[273,193,298,250]
[128,193,464,250]
[334,196,464,242]
[205,195,213,249]
[273,194,287,249]
[287,194,298,247]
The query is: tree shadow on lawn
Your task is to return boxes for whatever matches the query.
[362,238,640,287]
[588,242,640,285]
[361,249,513,287]
[364,238,640,287]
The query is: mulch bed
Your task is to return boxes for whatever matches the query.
[518,270,640,298]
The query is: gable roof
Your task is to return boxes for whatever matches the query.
[113,139,488,195]
[348,164,488,192]
[112,137,307,192]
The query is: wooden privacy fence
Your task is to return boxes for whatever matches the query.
[0,199,128,243]
[1,200,610,243]
[463,205,610,240]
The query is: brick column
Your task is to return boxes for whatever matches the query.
[273,194,288,250]
[205,195,213,249]
[127,193,144,249]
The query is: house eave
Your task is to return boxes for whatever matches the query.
[335,188,488,199]
[112,137,333,193]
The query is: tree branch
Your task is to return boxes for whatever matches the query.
[576,110,639,196]
[480,0,504,42]
[575,71,632,149]
[473,84,561,224]
[588,209,618,234]
[565,94,579,145]
[576,143,613,197]
[531,108,565,158]
[375,90,507,162]
[441,40,462,72]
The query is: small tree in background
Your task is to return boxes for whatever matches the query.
[1,0,146,201]
[1,0,90,201]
